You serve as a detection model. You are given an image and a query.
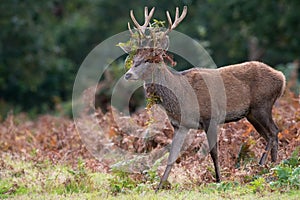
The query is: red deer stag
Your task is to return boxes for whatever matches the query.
[119,6,286,192]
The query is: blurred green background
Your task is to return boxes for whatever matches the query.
[1,0,299,117]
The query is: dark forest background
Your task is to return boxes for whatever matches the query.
[1,0,299,116]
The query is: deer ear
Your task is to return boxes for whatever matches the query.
[117,42,132,53]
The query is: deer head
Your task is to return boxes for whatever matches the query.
[119,6,188,81]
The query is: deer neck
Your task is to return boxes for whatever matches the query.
[144,63,175,85]
[144,63,181,122]
[144,63,178,103]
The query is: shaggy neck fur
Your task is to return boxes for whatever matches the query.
[144,64,188,124]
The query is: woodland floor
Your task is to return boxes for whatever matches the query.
[0,92,299,199]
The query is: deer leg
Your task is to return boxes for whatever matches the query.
[247,109,279,165]
[210,144,220,182]
[259,140,273,165]
[269,119,279,162]
[271,135,279,162]
[205,121,220,182]
[155,126,188,192]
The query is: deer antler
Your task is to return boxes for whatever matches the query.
[164,6,187,36]
[128,7,155,36]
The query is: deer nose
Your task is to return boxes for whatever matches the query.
[124,73,132,80]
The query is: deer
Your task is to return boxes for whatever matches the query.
[118,6,286,192]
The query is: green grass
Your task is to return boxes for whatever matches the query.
[0,154,299,200]
[7,188,300,200]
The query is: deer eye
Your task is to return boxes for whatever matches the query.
[145,57,152,63]
[134,60,142,67]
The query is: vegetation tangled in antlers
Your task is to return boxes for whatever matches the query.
[118,15,177,70]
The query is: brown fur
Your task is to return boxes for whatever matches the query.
[180,61,286,123]
[141,61,285,189]
[145,61,285,127]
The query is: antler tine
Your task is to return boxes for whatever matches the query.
[129,7,155,36]
[144,7,155,26]
[144,7,149,24]
[130,9,142,35]
[164,6,187,35]
[166,11,172,29]
[175,7,179,22]
[127,22,134,35]
[141,7,155,33]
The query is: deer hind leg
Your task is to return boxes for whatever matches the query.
[210,144,220,182]
[205,121,220,182]
[246,108,279,165]
[270,133,279,162]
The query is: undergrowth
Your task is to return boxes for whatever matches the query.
[269,147,300,190]
[106,149,300,196]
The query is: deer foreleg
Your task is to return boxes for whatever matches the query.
[155,126,188,192]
